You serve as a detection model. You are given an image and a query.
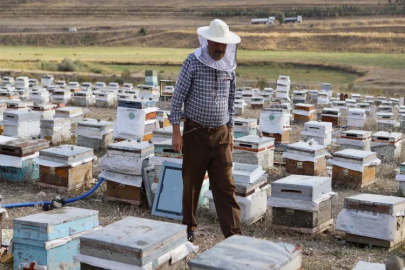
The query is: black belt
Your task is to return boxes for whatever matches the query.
[186,119,225,133]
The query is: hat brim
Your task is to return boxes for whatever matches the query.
[197,26,241,45]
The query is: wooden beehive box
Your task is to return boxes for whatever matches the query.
[330,149,379,189]
[76,217,189,269]
[337,194,405,249]
[371,131,402,162]
[233,118,258,138]
[301,121,332,146]
[54,107,84,124]
[36,145,94,191]
[0,138,49,157]
[250,97,264,109]
[77,120,114,151]
[40,118,71,145]
[189,236,302,270]
[284,141,328,176]
[321,108,341,126]
[13,207,99,270]
[233,135,275,170]
[293,103,315,122]
[269,175,333,233]
[338,130,372,151]
[347,108,366,128]
[260,108,291,144]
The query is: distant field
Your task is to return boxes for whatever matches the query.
[0,47,404,70]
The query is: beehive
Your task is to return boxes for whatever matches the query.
[75,217,192,270]
[395,162,405,196]
[234,99,245,116]
[250,96,264,109]
[5,100,32,111]
[329,149,380,189]
[156,109,171,128]
[336,194,405,248]
[317,92,329,105]
[371,131,402,162]
[51,89,71,104]
[152,125,183,143]
[188,236,302,270]
[378,105,393,113]
[321,108,341,126]
[35,145,94,191]
[0,91,19,101]
[32,104,56,119]
[233,118,258,138]
[29,90,50,105]
[269,175,334,233]
[357,103,371,115]
[77,119,114,151]
[73,91,94,106]
[301,121,332,146]
[54,107,84,125]
[338,130,372,151]
[345,98,357,108]
[40,118,71,145]
[3,110,41,138]
[291,90,307,106]
[95,91,114,107]
[376,96,387,105]
[232,135,275,170]
[293,103,316,122]
[351,93,362,102]
[332,100,347,112]
[376,112,397,130]
[346,108,366,128]
[259,108,291,144]
[308,90,319,101]
[13,207,99,270]
[283,141,328,176]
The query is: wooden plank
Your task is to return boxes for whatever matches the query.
[272,219,333,235]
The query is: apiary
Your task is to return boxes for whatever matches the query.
[336,194,405,248]
[371,131,402,162]
[301,121,332,146]
[40,118,71,145]
[232,135,275,170]
[268,175,334,233]
[345,98,357,108]
[250,96,264,109]
[308,90,319,101]
[188,235,302,270]
[234,99,245,116]
[332,100,348,112]
[73,91,94,106]
[351,93,362,102]
[99,140,153,204]
[376,112,397,130]
[338,130,372,151]
[32,104,56,119]
[205,164,268,225]
[95,91,114,107]
[283,141,328,176]
[152,126,183,143]
[293,103,316,122]
[156,110,171,128]
[376,96,387,105]
[54,106,84,125]
[74,217,195,270]
[357,103,371,115]
[34,145,94,191]
[51,89,71,104]
[321,108,341,126]
[13,207,99,270]
[317,92,329,105]
[291,90,307,106]
[0,138,49,182]
[329,149,380,189]
[233,118,258,138]
[3,110,41,138]
[346,108,366,128]
[0,91,19,101]
[259,108,291,144]
[378,105,393,113]
[77,119,114,151]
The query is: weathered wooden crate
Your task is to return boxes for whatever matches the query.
[330,149,379,189]
[75,217,189,268]
[338,130,372,151]
[337,194,405,249]
[103,170,146,205]
[232,135,275,170]
[13,207,99,270]
[284,141,327,176]
[188,235,302,270]
[321,108,340,126]
[0,138,49,157]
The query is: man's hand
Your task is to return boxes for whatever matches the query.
[172,125,183,153]
[228,126,234,151]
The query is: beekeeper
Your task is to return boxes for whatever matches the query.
[169,19,241,242]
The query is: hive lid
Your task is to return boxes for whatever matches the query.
[188,235,302,270]
[344,194,405,215]
[39,145,94,165]
[233,135,274,149]
[341,130,371,139]
[78,119,114,129]
[372,131,402,141]
[55,107,83,115]
[32,104,56,111]
[286,141,327,153]
[272,174,331,189]
[332,149,377,163]
[304,121,333,132]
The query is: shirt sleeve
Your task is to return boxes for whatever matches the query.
[226,71,236,127]
[169,56,193,125]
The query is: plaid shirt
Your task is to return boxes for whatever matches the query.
[169,53,236,128]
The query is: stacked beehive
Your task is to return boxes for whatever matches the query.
[29,87,50,105]
[152,126,183,143]
[293,103,316,122]
[275,75,291,103]
[99,140,153,205]
[77,119,114,151]
[317,92,329,105]
[95,91,114,107]
[232,135,275,170]
[321,108,340,126]
[395,162,405,196]
[346,108,366,128]
[268,175,335,234]
[40,118,71,145]
[337,130,372,151]
[291,90,306,107]
[73,91,94,106]
[51,88,71,106]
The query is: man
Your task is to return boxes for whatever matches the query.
[169,19,242,242]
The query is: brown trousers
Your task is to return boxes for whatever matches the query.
[182,120,242,238]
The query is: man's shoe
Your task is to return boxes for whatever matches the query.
[187,231,195,242]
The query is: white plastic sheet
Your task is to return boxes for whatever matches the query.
[98,153,149,175]
[336,208,403,241]
[327,157,381,172]
[267,193,335,212]
[0,152,38,168]
[113,107,157,140]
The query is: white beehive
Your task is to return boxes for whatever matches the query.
[233,118,258,138]
[375,112,397,130]
[233,135,275,170]
[332,100,348,112]
[40,118,71,145]
[152,126,183,143]
[95,91,114,107]
[351,93,362,102]
[54,107,84,124]
[3,110,41,138]
[301,121,332,146]
[371,131,402,162]
[73,91,94,106]
[31,104,56,120]
[259,108,291,140]
[317,92,329,105]
[378,105,393,113]
[346,98,357,108]
[356,103,371,115]
[234,99,245,116]
[51,89,71,104]
[338,130,372,151]
[347,108,366,128]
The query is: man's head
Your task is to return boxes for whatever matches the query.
[207,40,227,61]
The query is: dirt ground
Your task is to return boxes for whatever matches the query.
[1,104,405,270]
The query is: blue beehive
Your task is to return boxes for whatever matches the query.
[13,207,99,270]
